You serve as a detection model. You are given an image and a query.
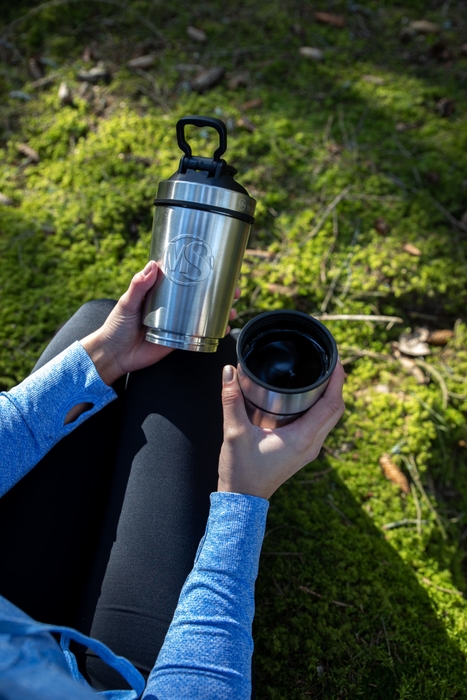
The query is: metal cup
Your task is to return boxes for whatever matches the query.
[236,310,338,428]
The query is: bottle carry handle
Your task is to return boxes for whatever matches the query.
[176,116,227,161]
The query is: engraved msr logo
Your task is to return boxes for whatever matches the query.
[164,235,214,286]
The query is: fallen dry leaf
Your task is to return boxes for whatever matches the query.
[427,329,454,346]
[239,98,263,111]
[374,217,390,235]
[395,328,431,357]
[77,65,111,84]
[379,454,410,494]
[410,365,429,385]
[374,384,390,394]
[245,248,275,260]
[410,20,440,34]
[187,26,207,42]
[228,73,248,90]
[16,143,40,163]
[299,46,324,61]
[236,116,255,133]
[402,242,422,256]
[127,55,157,69]
[314,11,345,28]
[191,66,224,92]
[395,353,428,384]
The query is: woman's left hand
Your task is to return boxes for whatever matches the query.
[81,261,239,386]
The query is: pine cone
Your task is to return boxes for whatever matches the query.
[427,329,454,346]
[379,454,410,494]
[191,67,224,93]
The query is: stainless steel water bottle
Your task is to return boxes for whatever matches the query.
[143,115,256,352]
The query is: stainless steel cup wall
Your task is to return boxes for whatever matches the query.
[236,310,338,428]
[143,181,255,352]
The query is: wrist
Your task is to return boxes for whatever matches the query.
[217,476,271,501]
[80,331,122,386]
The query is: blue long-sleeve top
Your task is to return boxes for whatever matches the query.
[0,342,269,699]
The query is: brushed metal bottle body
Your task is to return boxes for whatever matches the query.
[143,116,255,353]
[143,198,252,352]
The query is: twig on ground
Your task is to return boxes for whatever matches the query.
[320,208,339,283]
[322,114,334,144]
[298,467,334,483]
[339,223,360,300]
[430,196,467,235]
[299,585,354,608]
[410,483,423,536]
[325,496,353,525]
[414,359,449,408]
[320,444,345,461]
[381,617,396,678]
[421,576,464,596]
[403,455,447,541]
[134,68,169,111]
[338,348,398,366]
[447,390,467,399]
[301,184,353,245]
[315,314,403,329]
[320,220,360,312]
[382,518,429,530]
[408,392,447,426]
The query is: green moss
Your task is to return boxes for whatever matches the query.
[2,0,467,696]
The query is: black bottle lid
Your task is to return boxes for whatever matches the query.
[168,115,250,195]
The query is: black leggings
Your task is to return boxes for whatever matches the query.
[0,300,237,689]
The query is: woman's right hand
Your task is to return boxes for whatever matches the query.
[217,363,345,500]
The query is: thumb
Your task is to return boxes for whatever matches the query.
[120,261,159,314]
[221,366,250,433]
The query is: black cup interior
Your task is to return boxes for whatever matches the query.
[238,311,336,391]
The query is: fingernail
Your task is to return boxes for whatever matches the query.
[143,260,154,276]
[223,365,234,383]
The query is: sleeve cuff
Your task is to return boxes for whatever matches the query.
[194,492,269,578]
[6,341,117,453]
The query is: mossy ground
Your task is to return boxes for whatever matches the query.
[1,1,467,697]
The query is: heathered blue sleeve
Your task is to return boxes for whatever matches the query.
[0,341,116,497]
[143,491,269,700]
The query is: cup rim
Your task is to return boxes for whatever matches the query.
[236,310,338,395]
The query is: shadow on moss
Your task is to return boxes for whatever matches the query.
[255,461,467,699]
